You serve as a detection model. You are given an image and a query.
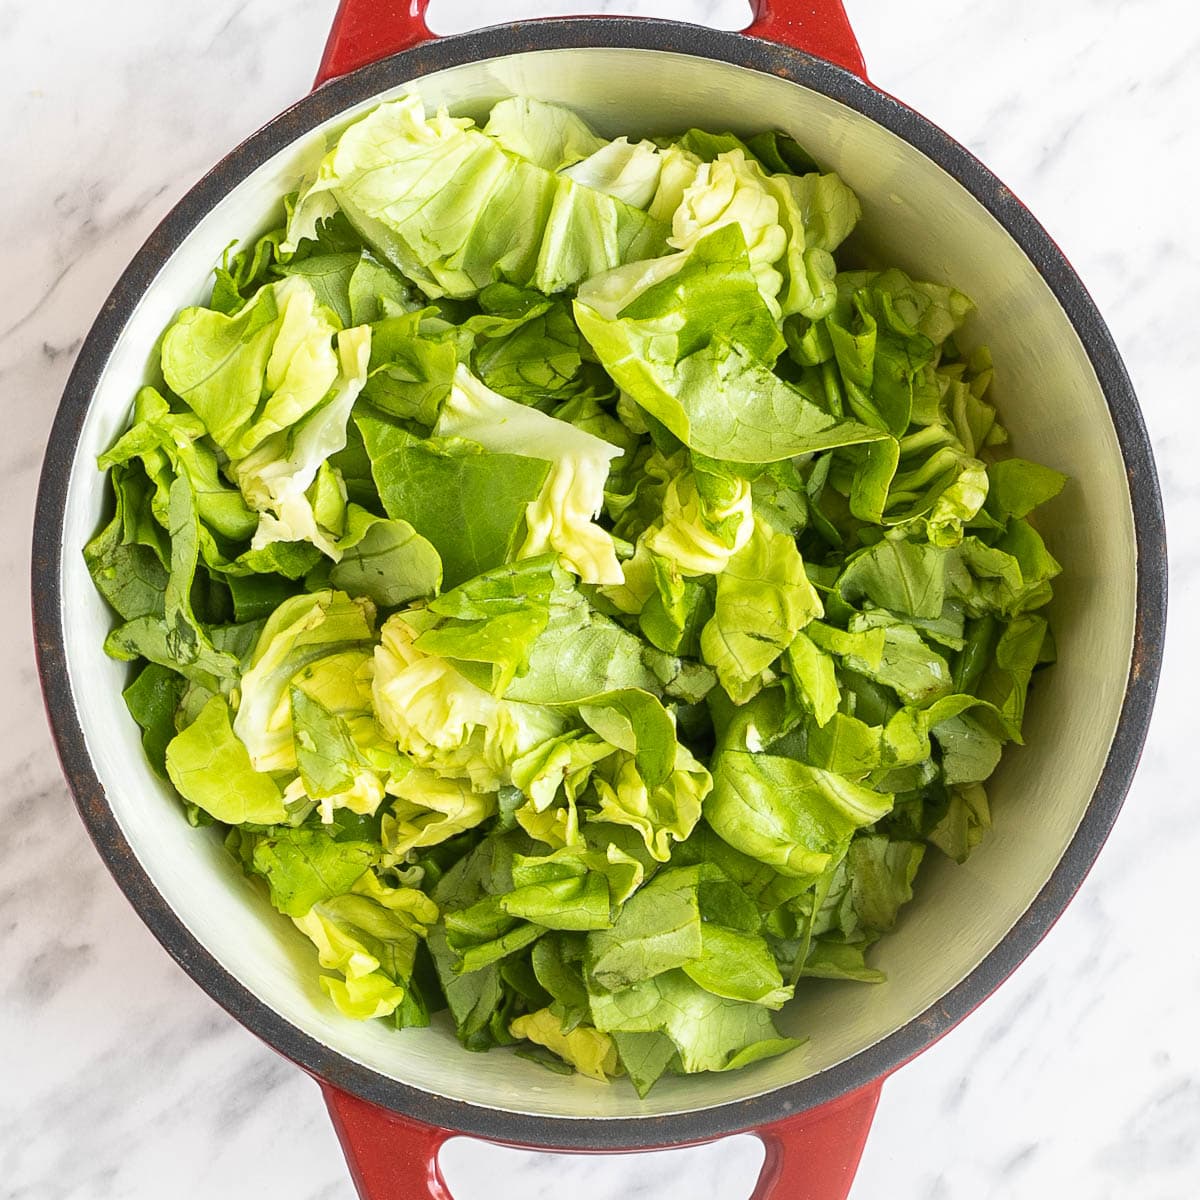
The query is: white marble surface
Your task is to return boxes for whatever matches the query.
[3,0,1197,1196]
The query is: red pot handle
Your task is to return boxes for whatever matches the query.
[315,0,866,87]
[743,0,866,77]
[321,1078,882,1200]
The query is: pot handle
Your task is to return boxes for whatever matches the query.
[323,1084,453,1198]
[315,1,866,87]
[321,1078,882,1200]
[743,1,865,77]
[750,1079,882,1198]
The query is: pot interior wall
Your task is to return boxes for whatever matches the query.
[58,45,1137,1120]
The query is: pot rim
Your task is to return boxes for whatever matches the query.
[32,17,1167,1151]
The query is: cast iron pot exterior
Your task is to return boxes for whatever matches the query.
[33,9,1166,1163]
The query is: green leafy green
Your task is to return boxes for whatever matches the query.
[243,826,378,917]
[87,93,1064,1098]
[122,663,185,778]
[586,867,703,990]
[357,410,551,589]
[701,517,823,703]
[233,590,376,773]
[434,367,625,585]
[589,970,802,1073]
[484,97,605,171]
[293,872,438,1020]
[165,696,288,824]
[329,507,442,609]
[708,752,893,878]
[575,227,884,463]
[285,95,666,300]
[162,276,342,460]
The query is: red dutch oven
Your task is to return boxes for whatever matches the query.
[32,3,1167,1198]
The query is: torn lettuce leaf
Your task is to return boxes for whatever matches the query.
[327,507,443,609]
[356,409,551,589]
[435,367,624,585]
[707,752,893,879]
[483,97,606,172]
[589,969,802,1074]
[162,275,342,461]
[510,1008,621,1081]
[574,228,884,463]
[166,695,288,825]
[285,95,667,300]
[563,137,664,209]
[700,518,823,703]
[234,590,376,773]
[293,871,438,1020]
[232,322,371,559]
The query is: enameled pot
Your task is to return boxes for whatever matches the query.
[31,2,1167,1197]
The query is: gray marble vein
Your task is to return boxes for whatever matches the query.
[2,0,1197,1197]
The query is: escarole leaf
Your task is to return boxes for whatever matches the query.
[293,872,438,1020]
[847,430,988,548]
[431,553,560,620]
[701,518,823,703]
[466,287,584,404]
[564,137,664,209]
[85,464,170,622]
[636,552,715,658]
[591,741,711,862]
[166,695,287,824]
[785,631,841,728]
[589,970,802,1074]
[370,610,501,765]
[510,1008,620,1081]
[234,589,376,773]
[328,506,442,608]
[838,534,951,620]
[483,97,605,171]
[668,150,791,316]
[162,275,341,461]
[242,825,379,917]
[643,458,756,579]
[122,663,185,778]
[288,684,387,821]
[385,774,499,858]
[356,409,550,589]
[577,688,677,788]
[575,228,884,463]
[103,476,240,690]
[435,367,624,585]
[159,273,380,561]
[504,586,667,705]
[985,458,1067,520]
[417,555,560,693]
[285,94,667,300]
[707,752,893,878]
[682,924,792,1008]
[370,603,571,809]
[231,322,372,559]
[844,835,926,935]
[498,852,614,933]
[666,147,853,321]
[95,385,256,546]
[360,307,458,427]
[585,866,702,991]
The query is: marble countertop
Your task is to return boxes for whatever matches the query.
[3,1,1197,1196]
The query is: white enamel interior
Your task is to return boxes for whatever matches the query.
[58,47,1137,1120]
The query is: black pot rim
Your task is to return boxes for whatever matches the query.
[32,17,1167,1151]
